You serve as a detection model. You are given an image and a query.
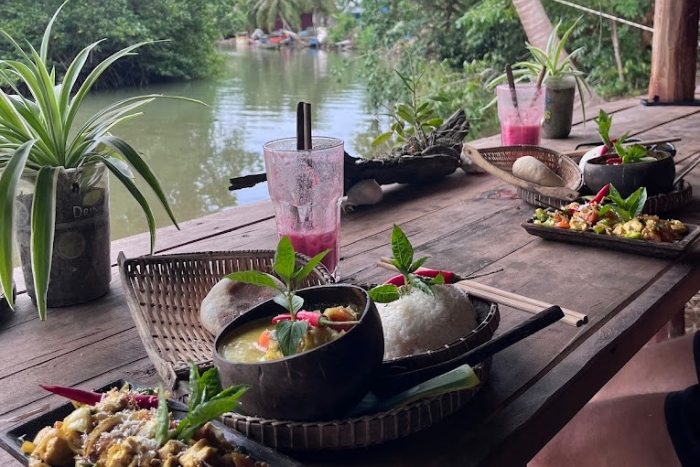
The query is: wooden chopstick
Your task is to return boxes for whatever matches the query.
[563,137,682,158]
[374,260,587,327]
[455,280,586,327]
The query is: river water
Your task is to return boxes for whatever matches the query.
[79,48,381,240]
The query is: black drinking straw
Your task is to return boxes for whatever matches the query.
[505,64,521,123]
[296,101,305,150]
[303,102,312,150]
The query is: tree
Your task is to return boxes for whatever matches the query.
[511,0,558,52]
[253,0,305,31]
[302,0,336,26]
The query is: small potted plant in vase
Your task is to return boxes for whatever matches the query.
[487,18,591,139]
[0,2,201,319]
[580,110,675,198]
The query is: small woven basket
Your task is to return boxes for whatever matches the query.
[118,250,334,388]
[468,145,583,207]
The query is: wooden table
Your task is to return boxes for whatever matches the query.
[3,95,700,466]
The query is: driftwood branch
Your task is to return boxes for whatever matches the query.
[228,109,470,194]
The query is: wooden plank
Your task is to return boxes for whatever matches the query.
[11,200,277,294]
[648,0,700,102]
[461,253,700,466]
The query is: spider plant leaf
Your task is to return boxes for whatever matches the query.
[553,19,580,72]
[0,140,35,310]
[99,134,179,230]
[31,166,60,320]
[0,30,32,63]
[65,40,156,133]
[58,40,105,116]
[28,48,64,162]
[98,156,157,253]
[39,0,69,63]
[66,112,142,167]
[546,20,561,58]
[574,77,587,125]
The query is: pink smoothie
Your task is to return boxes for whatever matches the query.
[283,230,339,274]
[501,123,541,146]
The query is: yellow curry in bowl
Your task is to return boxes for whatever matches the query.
[219,306,359,363]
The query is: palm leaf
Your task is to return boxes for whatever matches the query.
[30,166,60,320]
[0,140,35,310]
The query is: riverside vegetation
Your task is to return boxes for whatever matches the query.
[1,1,656,140]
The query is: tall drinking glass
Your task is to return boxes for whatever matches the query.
[497,84,546,146]
[264,137,344,278]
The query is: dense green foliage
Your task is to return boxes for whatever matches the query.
[354,0,655,140]
[543,0,654,98]
[0,0,228,89]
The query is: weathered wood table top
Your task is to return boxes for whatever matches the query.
[3,96,700,466]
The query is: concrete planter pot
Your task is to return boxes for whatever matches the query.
[542,76,576,139]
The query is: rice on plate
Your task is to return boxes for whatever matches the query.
[378,284,478,359]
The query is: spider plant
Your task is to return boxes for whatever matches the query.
[0,1,203,320]
[485,18,591,121]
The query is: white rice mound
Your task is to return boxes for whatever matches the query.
[378,284,479,360]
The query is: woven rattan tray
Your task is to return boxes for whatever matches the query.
[118,250,334,388]
[463,145,583,206]
[119,251,500,450]
[220,360,490,451]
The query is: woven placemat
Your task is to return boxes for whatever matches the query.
[220,359,491,451]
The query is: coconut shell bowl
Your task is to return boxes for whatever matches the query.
[213,284,385,422]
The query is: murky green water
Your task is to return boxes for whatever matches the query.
[79,48,381,240]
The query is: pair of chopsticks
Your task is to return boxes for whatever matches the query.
[375,260,587,327]
[296,101,312,150]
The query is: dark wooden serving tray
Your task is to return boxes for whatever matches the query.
[521,220,700,259]
[0,380,303,467]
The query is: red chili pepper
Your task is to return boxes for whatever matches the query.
[39,384,159,408]
[296,311,323,326]
[384,268,461,286]
[591,183,610,205]
[605,158,622,165]
[272,311,359,331]
[271,314,292,324]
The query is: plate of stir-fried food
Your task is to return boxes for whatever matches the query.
[521,184,700,259]
[0,365,302,467]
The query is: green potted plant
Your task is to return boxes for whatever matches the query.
[487,18,591,139]
[0,2,201,319]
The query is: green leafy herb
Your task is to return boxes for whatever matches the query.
[155,386,170,447]
[225,236,329,356]
[276,320,309,356]
[368,224,442,303]
[368,284,401,303]
[371,56,444,151]
[156,363,249,447]
[613,142,656,164]
[604,185,648,222]
[594,109,614,149]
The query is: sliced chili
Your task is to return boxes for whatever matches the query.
[39,384,159,408]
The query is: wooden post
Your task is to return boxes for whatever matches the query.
[648,0,700,103]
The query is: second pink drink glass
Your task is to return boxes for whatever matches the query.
[497,84,546,146]
[263,137,344,278]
